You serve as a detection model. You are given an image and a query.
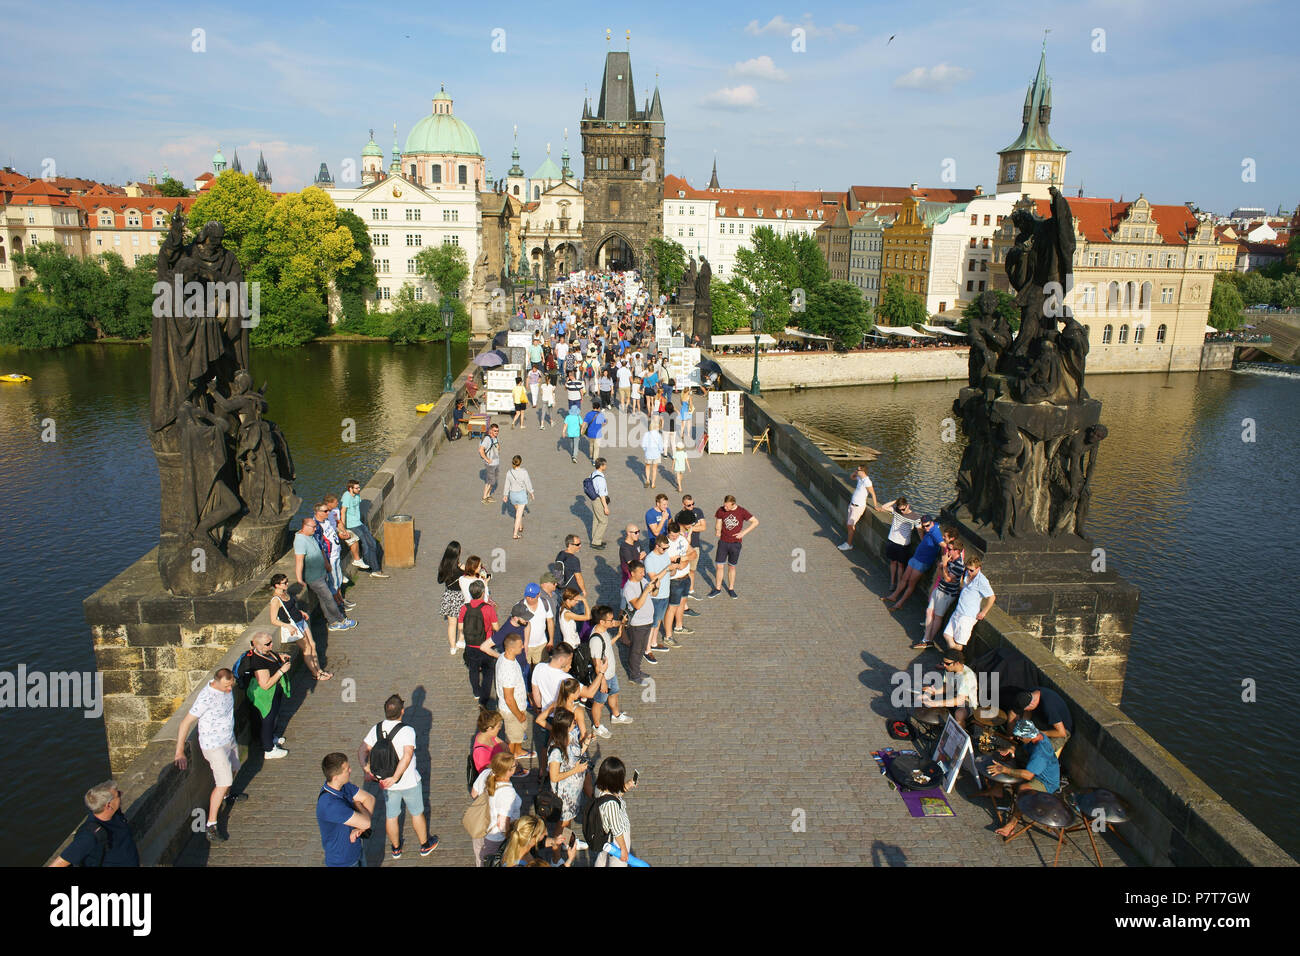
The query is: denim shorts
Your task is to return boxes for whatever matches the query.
[593,669,621,703]
[651,596,669,625]
[384,785,425,820]
[668,576,689,605]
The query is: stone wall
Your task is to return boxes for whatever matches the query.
[718,362,1292,865]
[713,340,1222,391]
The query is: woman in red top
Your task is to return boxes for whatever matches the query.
[472,707,515,779]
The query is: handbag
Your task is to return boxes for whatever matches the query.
[462,788,491,839]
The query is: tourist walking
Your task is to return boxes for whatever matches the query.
[503,455,536,539]
[511,376,528,429]
[641,417,665,488]
[469,752,522,865]
[438,541,466,655]
[244,629,291,759]
[294,515,355,630]
[617,361,632,411]
[563,406,583,462]
[268,573,331,679]
[50,780,139,867]
[316,753,375,867]
[527,366,542,413]
[673,439,690,492]
[586,458,610,548]
[459,580,499,705]
[840,463,880,551]
[172,667,245,843]
[553,535,588,601]
[359,694,438,858]
[582,405,607,463]
[479,423,501,503]
[540,376,556,428]
[708,495,759,599]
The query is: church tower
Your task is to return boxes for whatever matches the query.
[996,44,1069,200]
[361,129,384,185]
[506,126,526,199]
[580,37,665,274]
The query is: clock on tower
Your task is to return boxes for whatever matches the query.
[1035,162,1052,181]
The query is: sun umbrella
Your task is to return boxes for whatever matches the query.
[492,330,509,347]
[473,349,508,367]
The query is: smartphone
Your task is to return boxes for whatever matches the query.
[632,769,640,785]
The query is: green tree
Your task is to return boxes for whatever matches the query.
[333,208,376,332]
[259,187,361,298]
[710,278,750,334]
[414,243,469,300]
[805,280,873,349]
[956,289,1020,334]
[648,237,687,298]
[248,279,329,347]
[876,274,927,328]
[0,286,87,348]
[158,177,189,197]
[731,225,798,333]
[12,243,101,339]
[186,170,275,267]
[1208,274,1246,330]
[1274,272,1300,308]
[791,233,830,294]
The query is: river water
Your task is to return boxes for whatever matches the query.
[765,368,1299,859]
[0,341,466,865]
[1,347,1294,863]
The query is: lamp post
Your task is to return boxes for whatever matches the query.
[750,306,765,397]
[532,262,540,299]
[441,298,455,394]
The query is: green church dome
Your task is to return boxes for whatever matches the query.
[362,129,383,158]
[403,89,481,157]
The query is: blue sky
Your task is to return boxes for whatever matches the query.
[2,0,1296,214]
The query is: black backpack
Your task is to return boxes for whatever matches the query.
[571,631,604,685]
[583,793,620,851]
[368,722,406,780]
[461,602,487,645]
[232,650,256,691]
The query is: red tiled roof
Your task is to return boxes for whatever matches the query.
[1027,197,1201,245]
[9,178,80,207]
[0,169,30,189]
[851,185,979,204]
[75,195,195,229]
[195,172,215,181]
[665,174,841,222]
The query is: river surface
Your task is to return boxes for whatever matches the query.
[0,341,466,865]
[1,346,1295,863]
[766,369,1299,859]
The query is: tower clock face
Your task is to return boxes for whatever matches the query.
[1005,162,1018,182]
[1035,162,1052,181]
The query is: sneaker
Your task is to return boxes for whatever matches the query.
[707,588,722,599]
[353,559,371,570]
[205,824,228,843]
[726,587,738,599]
[652,642,670,652]
[222,792,249,804]
[674,626,695,635]
[370,571,390,579]
[419,837,440,856]
[634,678,652,687]
[263,747,288,759]
[572,457,578,463]
[328,619,357,631]
[611,713,633,724]
[838,542,853,551]
[456,639,465,649]
[594,725,612,739]
[449,645,458,656]
[684,608,701,616]
[277,736,287,746]
[642,653,659,665]
[391,844,403,859]
[662,636,682,648]
[342,599,357,611]
[591,543,606,550]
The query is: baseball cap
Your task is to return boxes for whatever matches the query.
[524,583,541,598]
[510,601,534,622]
[921,514,935,524]
[539,571,558,585]
[1011,720,1040,740]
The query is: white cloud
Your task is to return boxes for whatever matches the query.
[731,55,788,81]
[893,63,973,91]
[743,15,856,38]
[702,85,760,109]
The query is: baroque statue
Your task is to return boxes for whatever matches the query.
[151,209,299,595]
[691,256,713,348]
[949,187,1106,541]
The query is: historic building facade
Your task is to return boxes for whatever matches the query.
[580,50,664,276]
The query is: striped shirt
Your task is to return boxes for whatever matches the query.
[597,792,629,839]
[937,550,966,595]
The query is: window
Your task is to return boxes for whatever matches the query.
[414,286,423,300]
[677,228,684,237]
[1145,253,1154,267]
[980,260,988,272]
[371,208,388,220]
[983,215,990,225]
[1111,253,1121,267]
[996,215,1004,225]
[1156,323,1167,343]
[406,234,422,246]
[96,237,103,246]
[1118,324,1129,343]
[432,165,442,184]
[969,259,977,271]
[444,235,459,245]
[966,280,974,292]
[458,165,467,185]
[1081,284,1096,307]
[98,210,113,226]
[1134,325,1145,344]
[981,238,989,248]
[1197,254,1205,268]
[1102,324,1113,344]
[977,280,985,291]
[377,259,389,273]
[1088,252,1101,267]
[406,208,421,221]
[131,234,139,246]
[1160,286,1174,304]
[738,224,745,235]
[1126,253,1137,268]
[114,236,120,246]
[373,233,389,246]
[969,237,977,248]
[409,164,417,178]
[690,206,695,215]
[375,287,391,300]
[970,214,978,226]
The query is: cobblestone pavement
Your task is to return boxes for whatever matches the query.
[177,410,1133,867]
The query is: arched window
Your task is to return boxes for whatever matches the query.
[1156,324,1167,343]
[1118,324,1129,344]
[1140,281,1152,310]
[1107,282,1120,313]
[1134,324,1145,344]
[1102,324,1113,344]
[512,185,519,196]
[533,186,540,201]
[458,165,468,185]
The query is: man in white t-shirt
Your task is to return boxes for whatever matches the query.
[840,463,881,551]
[520,582,553,675]
[174,667,244,843]
[531,643,579,766]
[494,634,531,763]
[359,694,438,858]
[616,362,633,411]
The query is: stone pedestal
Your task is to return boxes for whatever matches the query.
[84,549,275,772]
[942,509,1140,705]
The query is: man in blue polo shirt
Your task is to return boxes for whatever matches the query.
[316,752,376,867]
[51,780,139,867]
[987,721,1061,838]
[582,406,607,464]
[886,514,943,611]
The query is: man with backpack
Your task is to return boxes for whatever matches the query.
[582,405,607,465]
[50,780,139,867]
[584,605,633,738]
[553,535,588,603]
[458,580,499,705]
[584,458,610,549]
[359,694,438,859]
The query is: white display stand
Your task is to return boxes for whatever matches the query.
[668,347,701,388]
[707,390,745,454]
[507,331,531,349]
[933,716,978,794]
[484,391,515,413]
[485,369,516,391]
